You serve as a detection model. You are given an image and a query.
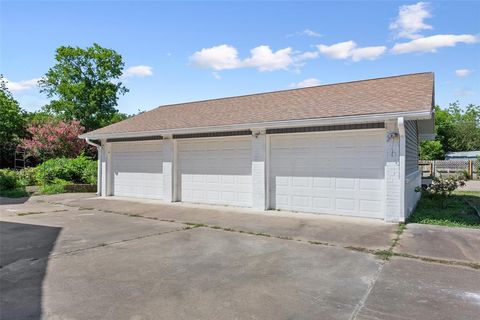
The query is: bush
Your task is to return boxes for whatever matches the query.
[36,158,72,185]
[39,178,69,194]
[36,155,97,185]
[0,169,30,198]
[81,161,97,185]
[17,167,38,186]
[0,169,20,190]
[416,175,466,208]
[0,188,29,198]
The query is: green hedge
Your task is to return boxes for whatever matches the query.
[36,155,97,185]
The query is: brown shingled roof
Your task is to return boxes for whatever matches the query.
[84,72,434,137]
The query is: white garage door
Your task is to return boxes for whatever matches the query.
[111,141,163,199]
[178,137,252,207]
[270,130,386,218]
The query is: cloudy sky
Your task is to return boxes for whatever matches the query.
[1,1,479,114]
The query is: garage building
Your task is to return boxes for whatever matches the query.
[80,72,435,222]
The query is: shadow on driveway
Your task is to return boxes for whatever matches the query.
[0,221,61,319]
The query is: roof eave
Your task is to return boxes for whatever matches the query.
[79,109,433,140]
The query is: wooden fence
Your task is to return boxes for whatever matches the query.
[419,160,479,179]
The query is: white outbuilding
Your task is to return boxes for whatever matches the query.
[80,72,435,222]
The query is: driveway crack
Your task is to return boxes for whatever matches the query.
[348,261,385,320]
[51,226,198,258]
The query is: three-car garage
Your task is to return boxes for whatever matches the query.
[84,72,434,222]
[108,129,386,219]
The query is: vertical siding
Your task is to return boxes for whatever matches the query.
[405,120,419,175]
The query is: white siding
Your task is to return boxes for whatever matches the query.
[269,130,386,219]
[404,120,421,218]
[405,120,419,175]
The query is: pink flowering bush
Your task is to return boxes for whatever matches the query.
[21,120,86,160]
[416,175,466,208]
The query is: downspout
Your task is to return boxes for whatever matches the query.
[86,138,102,196]
[397,117,406,222]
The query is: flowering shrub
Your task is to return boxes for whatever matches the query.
[21,120,86,160]
[416,175,466,208]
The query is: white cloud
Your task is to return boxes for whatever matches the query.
[190,44,240,70]
[302,29,322,37]
[350,46,387,62]
[191,44,294,72]
[212,72,221,80]
[291,78,321,88]
[243,46,293,71]
[287,28,322,38]
[5,78,41,92]
[455,69,472,77]
[317,41,386,61]
[391,34,479,54]
[294,51,319,62]
[317,41,356,59]
[123,65,153,77]
[390,2,432,39]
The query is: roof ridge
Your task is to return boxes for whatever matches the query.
[145,72,434,112]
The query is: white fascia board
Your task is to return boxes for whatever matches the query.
[79,109,432,140]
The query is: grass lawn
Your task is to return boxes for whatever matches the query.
[409,190,480,229]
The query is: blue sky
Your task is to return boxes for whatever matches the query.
[1,1,479,114]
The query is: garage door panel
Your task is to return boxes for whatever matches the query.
[312,177,333,188]
[111,141,163,200]
[359,199,383,213]
[335,198,356,211]
[270,130,385,219]
[179,137,253,207]
[359,179,383,191]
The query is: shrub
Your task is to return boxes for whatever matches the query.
[416,175,466,208]
[81,161,97,185]
[36,155,97,185]
[36,158,71,185]
[39,178,69,194]
[0,169,30,198]
[0,169,20,190]
[0,188,29,198]
[17,167,38,186]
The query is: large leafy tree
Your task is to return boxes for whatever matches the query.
[39,43,128,131]
[0,75,27,167]
[0,76,26,144]
[420,103,480,160]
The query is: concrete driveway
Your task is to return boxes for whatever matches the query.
[1,194,479,320]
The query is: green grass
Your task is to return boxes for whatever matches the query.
[39,184,66,195]
[409,191,480,229]
[0,188,30,198]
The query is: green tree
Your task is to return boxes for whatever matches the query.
[39,43,128,131]
[436,102,480,153]
[420,103,480,160]
[0,75,27,167]
[419,140,444,160]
